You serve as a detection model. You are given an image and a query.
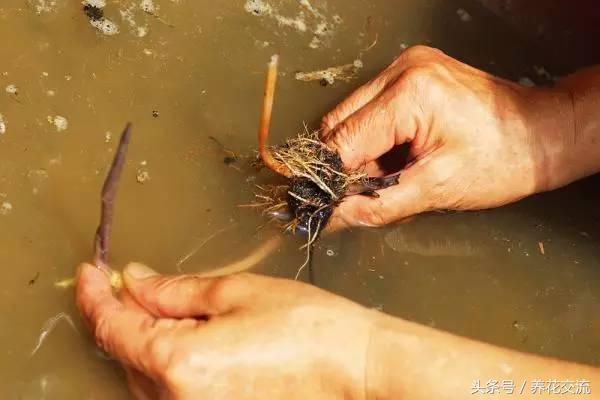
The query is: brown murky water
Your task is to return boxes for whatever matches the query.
[1,0,599,398]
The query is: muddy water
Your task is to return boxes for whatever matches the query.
[0,0,599,398]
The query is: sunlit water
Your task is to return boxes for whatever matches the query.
[0,0,598,398]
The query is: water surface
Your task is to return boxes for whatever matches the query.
[0,0,598,398]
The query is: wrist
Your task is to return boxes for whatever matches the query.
[365,313,409,400]
[531,70,600,191]
[524,87,576,192]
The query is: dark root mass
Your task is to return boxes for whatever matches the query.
[287,143,344,233]
[253,130,366,239]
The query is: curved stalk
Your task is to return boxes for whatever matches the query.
[258,55,292,178]
[94,123,132,276]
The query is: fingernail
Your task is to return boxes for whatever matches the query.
[124,263,158,280]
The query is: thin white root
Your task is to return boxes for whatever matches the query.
[295,210,323,280]
[31,312,78,357]
[54,269,122,290]
[199,235,282,278]
[176,224,236,271]
[54,278,76,289]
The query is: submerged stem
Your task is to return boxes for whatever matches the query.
[258,55,292,178]
[93,123,132,275]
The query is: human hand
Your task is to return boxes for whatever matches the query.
[76,263,377,400]
[322,45,577,229]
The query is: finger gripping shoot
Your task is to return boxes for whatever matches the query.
[255,55,400,239]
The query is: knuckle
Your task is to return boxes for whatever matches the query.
[397,64,448,102]
[400,65,434,86]
[403,45,444,60]
[321,114,337,133]
[329,122,359,168]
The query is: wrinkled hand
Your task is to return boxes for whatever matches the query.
[322,45,575,228]
[76,263,376,400]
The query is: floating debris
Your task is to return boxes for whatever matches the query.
[533,65,553,80]
[83,0,105,8]
[140,0,157,14]
[90,17,120,35]
[136,169,150,184]
[295,59,363,85]
[83,0,120,35]
[5,84,18,95]
[120,4,148,37]
[538,241,545,255]
[244,0,341,49]
[47,115,68,132]
[456,8,472,22]
[0,201,12,215]
[0,114,6,135]
[83,1,104,21]
[244,0,273,17]
[518,77,535,87]
[512,320,528,343]
[28,272,40,286]
[152,110,159,118]
[32,0,59,14]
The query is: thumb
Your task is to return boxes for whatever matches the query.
[123,263,255,319]
[327,154,452,230]
[326,77,425,171]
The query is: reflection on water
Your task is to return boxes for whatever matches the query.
[383,214,481,257]
[0,0,599,397]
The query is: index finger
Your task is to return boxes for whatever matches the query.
[75,263,163,377]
